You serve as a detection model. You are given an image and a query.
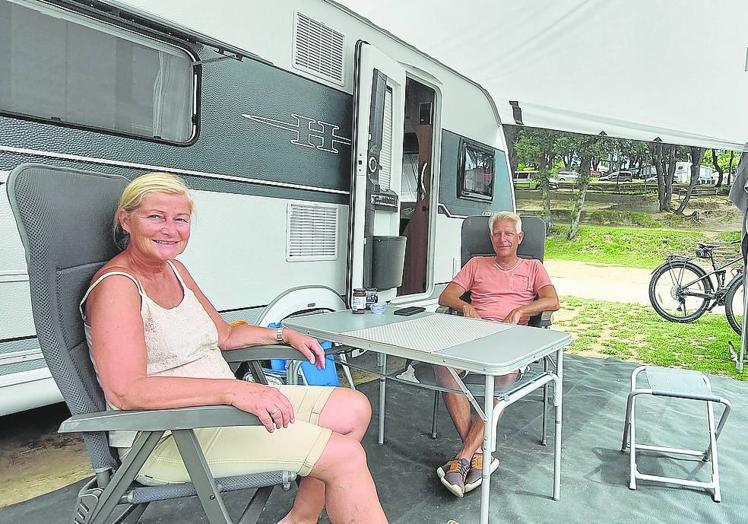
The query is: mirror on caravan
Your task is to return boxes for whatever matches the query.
[348,41,407,305]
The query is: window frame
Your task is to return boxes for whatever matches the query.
[457,137,496,203]
[0,1,201,146]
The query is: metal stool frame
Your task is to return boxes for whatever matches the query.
[621,366,732,502]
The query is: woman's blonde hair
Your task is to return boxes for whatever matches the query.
[114,172,193,249]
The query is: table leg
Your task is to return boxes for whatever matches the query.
[553,348,564,500]
[378,353,386,445]
[480,374,495,524]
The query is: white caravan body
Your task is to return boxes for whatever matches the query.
[0,0,515,414]
[673,162,715,184]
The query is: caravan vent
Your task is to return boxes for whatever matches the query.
[293,12,345,85]
[287,202,339,261]
[379,87,393,191]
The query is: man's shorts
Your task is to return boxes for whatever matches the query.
[126,385,335,485]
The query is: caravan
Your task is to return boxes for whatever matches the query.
[0,0,515,414]
[673,161,715,184]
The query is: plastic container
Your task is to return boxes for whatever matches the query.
[301,341,339,386]
[370,303,385,314]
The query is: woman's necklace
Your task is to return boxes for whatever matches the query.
[494,257,521,272]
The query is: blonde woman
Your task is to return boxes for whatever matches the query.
[81,172,386,523]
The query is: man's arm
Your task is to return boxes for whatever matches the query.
[505,284,560,324]
[438,282,481,318]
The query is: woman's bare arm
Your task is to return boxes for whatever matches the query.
[170,260,325,367]
[86,274,293,431]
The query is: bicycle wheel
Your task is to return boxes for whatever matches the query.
[725,276,744,334]
[648,261,712,322]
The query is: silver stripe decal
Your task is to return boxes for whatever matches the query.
[437,203,467,219]
[0,145,350,196]
[0,349,43,366]
[0,270,29,283]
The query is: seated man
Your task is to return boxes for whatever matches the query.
[435,211,560,497]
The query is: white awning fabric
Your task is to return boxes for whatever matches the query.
[334,0,748,151]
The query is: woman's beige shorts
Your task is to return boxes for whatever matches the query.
[131,385,335,485]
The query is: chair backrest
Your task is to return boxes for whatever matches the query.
[460,215,546,267]
[7,164,129,472]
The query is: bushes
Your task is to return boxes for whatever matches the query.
[545,225,737,268]
[586,210,659,228]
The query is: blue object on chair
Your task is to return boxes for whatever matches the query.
[267,322,287,371]
[301,341,339,386]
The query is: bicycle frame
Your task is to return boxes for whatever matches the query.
[664,253,743,303]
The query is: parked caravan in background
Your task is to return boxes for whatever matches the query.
[673,162,715,184]
[0,0,514,414]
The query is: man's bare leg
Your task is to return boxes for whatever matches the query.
[434,365,471,442]
[434,368,521,460]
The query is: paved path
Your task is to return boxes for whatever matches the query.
[544,259,652,305]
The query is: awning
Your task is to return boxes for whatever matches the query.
[334,0,748,150]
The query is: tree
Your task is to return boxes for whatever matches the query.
[514,128,558,229]
[704,149,738,187]
[649,142,681,211]
[674,146,704,215]
[503,125,521,174]
[567,136,607,240]
[605,138,645,190]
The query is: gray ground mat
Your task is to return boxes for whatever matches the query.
[1,355,745,523]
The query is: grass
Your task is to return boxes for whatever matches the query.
[554,297,744,380]
[545,224,740,268]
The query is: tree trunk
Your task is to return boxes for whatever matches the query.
[663,145,677,211]
[711,149,724,187]
[674,146,704,214]
[650,142,668,211]
[567,155,592,240]
[538,154,553,230]
[728,150,735,186]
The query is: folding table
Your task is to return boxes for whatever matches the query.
[284,307,571,524]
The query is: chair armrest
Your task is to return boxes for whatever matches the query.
[222,344,305,364]
[441,305,553,327]
[59,405,261,433]
[529,310,553,328]
[222,344,345,364]
[435,305,460,316]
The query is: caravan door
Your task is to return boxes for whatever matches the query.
[347,42,406,304]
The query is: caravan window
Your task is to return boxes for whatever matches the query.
[458,139,495,202]
[0,1,196,143]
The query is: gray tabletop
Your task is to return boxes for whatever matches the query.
[284,308,571,375]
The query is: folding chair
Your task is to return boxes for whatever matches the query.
[7,163,304,524]
[621,365,732,502]
[418,215,554,441]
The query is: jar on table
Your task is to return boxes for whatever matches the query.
[365,288,378,310]
[352,288,367,314]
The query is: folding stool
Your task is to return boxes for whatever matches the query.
[621,366,731,502]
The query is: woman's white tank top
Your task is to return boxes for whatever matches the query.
[80,260,234,447]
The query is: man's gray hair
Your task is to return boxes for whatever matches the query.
[488,211,522,233]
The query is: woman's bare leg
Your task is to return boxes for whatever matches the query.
[280,388,382,523]
[309,432,386,523]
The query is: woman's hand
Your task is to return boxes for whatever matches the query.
[231,382,295,432]
[284,329,326,368]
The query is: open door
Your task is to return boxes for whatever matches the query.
[347,42,407,305]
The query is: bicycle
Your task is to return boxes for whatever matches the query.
[648,241,744,334]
